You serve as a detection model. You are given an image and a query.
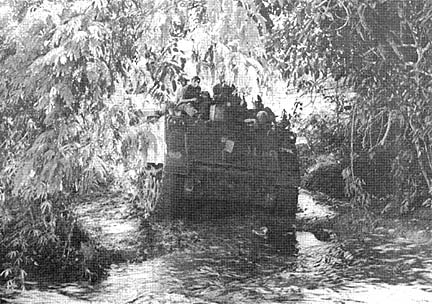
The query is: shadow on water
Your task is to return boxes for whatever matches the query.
[3,191,432,303]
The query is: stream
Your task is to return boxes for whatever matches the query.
[2,190,432,303]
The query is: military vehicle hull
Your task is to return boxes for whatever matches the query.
[140,115,300,219]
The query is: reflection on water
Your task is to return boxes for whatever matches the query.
[4,230,432,304]
[3,192,432,303]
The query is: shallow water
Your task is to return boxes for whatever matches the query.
[2,191,432,304]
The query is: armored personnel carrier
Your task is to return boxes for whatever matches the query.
[135,96,300,219]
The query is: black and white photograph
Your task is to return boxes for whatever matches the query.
[1,0,432,303]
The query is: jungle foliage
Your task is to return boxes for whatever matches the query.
[0,0,146,287]
[0,0,279,287]
[1,0,432,288]
[263,0,432,210]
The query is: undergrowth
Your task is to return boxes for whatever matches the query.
[0,196,111,289]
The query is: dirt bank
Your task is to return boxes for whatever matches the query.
[301,189,432,246]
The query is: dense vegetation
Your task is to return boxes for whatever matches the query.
[1,0,432,288]
[0,0,280,287]
[270,0,432,210]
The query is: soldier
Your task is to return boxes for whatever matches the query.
[176,76,202,117]
[177,76,201,106]
[213,79,235,103]
[212,76,248,123]
[167,76,189,116]
[197,91,211,120]
[253,95,276,128]
[174,76,189,105]
[254,95,264,111]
